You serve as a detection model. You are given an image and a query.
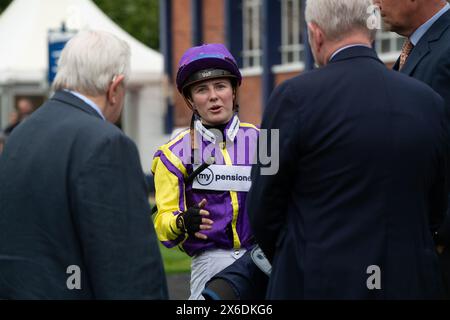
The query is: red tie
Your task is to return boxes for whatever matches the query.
[399,39,413,70]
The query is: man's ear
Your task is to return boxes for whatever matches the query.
[108,74,125,104]
[308,22,324,51]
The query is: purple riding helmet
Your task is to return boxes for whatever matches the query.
[176,43,242,107]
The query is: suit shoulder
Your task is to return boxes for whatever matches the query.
[434,41,450,62]
[22,99,127,142]
[427,20,450,60]
[391,68,442,97]
[277,67,335,99]
[75,114,126,141]
[79,125,140,170]
[385,69,445,113]
[282,67,323,88]
[56,106,138,153]
[95,123,137,149]
[440,21,450,44]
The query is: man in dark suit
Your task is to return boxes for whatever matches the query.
[247,0,449,299]
[375,0,450,298]
[0,30,168,299]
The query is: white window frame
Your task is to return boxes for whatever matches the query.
[375,30,404,62]
[280,0,305,65]
[242,0,262,70]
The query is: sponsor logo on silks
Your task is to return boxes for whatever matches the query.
[193,164,252,192]
[196,168,214,186]
[201,70,212,78]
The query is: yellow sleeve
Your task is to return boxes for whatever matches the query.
[151,153,187,247]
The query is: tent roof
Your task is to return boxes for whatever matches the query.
[0,0,162,85]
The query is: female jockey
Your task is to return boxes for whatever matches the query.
[152,43,259,299]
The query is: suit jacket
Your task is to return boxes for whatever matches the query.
[394,9,450,248]
[0,91,168,299]
[248,46,449,299]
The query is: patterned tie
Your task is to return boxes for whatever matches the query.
[399,39,414,70]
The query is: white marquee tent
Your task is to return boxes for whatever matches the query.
[0,0,169,172]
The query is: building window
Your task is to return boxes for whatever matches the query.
[242,0,262,68]
[280,0,305,64]
[375,30,404,56]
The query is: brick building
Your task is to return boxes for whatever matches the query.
[159,0,403,131]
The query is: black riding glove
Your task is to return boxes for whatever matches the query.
[176,206,202,235]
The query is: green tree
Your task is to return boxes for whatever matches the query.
[0,0,12,12]
[93,0,159,50]
[0,0,159,50]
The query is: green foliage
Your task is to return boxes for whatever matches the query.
[159,243,191,274]
[93,0,159,50]
[0,0,12,12]
[0,0,159,50]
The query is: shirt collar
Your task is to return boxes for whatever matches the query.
[329,44,372,62]
[410,3,450,46]
[65,90,105,120]
[225,114,240,142]
[194,114,240,144]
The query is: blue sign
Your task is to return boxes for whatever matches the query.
[48,30,76,84]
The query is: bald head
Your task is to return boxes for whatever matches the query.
[374,0,448,37]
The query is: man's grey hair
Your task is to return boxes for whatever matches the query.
[305,0,376,41]
[52,30,131,96]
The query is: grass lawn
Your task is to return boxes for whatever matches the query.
[159,243,191,274]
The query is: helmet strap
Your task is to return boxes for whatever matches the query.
[233,86,240,113]
[190,112,201,164]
